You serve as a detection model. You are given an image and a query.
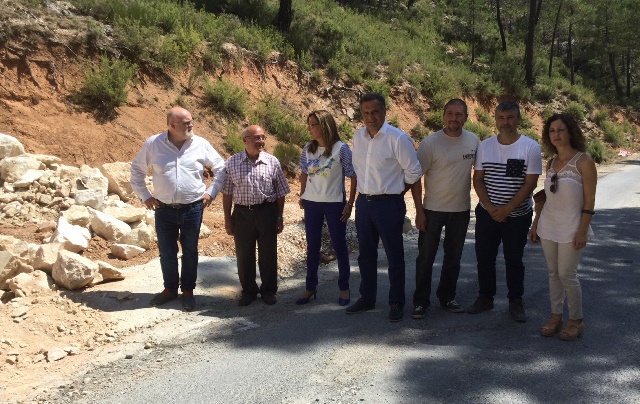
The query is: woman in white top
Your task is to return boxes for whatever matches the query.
[529,113,597,340]
[296,110,357,306]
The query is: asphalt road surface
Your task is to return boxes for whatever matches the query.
[44,161,640,404]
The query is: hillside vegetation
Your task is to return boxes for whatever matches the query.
[3,0,640,166]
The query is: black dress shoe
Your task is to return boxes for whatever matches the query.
[261,292,277,305]
[389,304,403,322]
[346,298,375,314]
[238,293,257,306]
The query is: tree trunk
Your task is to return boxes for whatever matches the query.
[609,53,624,98]
[496,0,507,51]
[524,0,537,87]
[277,0,293,32]
[471,0,476,64]
[627,48,632,97]
[535,0,543,25]
[568,20,574,85]
[548,0,562,78]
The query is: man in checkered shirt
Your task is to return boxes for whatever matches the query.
[222,125,290,306]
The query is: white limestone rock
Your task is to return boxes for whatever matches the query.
[100,162,135,202]
[0,251,33,290]
[12,169,46,188]
[8,271,55,297]
[110,243,145,260]
[199,223,212,239]
[49,216,89,253]
[0,155,45,182]
[89,209,131,241]
[103,205,146,224]
[0,133,25,159]
[51,250,98,290]
[96,260,126,281]
[78,165,108,193]
[61,204,91,227]
[33,243,65,273]
[74,188,105,209]
[117,223,154,249]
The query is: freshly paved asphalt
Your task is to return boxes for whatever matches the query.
[45,161,640,404]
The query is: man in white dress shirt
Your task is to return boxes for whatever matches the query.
[130,107,226,311]
[346,93,424,322]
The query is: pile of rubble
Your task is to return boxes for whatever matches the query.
[0,132,212,299]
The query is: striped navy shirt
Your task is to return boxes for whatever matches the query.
[475,135,542,217]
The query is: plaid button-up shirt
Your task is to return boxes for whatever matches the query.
[222,150,290,205]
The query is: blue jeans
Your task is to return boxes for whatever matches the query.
[414,209,470,307]
[474,204,532,301]
[303,200,350,292]
[355,194,406,307]
[154,202,203,291]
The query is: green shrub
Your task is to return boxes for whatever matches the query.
[602,121,626,147]
[523,129,540,142]
[338,119,354,141]
[425,110,444,129]
[410,124,430,141]
[203,78,247,117]
[464,121,493,141]
[388,115,400,129]
[541,106,555,123]
[475,107,493,127]
[225,122,244,154]
[273,143,301,177]
[587,138,610,163]
[364,80,391,98]
[113,18,160,64]
[251,93,309,145]
[565,101,585,122]
[593,109,609,126]
[296,50,313,72]
[533,84,555,103]
[72,54,136,116]
[520,114,534,130]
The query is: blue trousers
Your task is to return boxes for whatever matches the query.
[355,195,406,307]
[303,200,350,292]
[474,204,532,301]
[154,201,203,291]
[414,209,470,307]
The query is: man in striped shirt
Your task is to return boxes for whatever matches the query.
[222,125,290,306]
[467,101,542,322]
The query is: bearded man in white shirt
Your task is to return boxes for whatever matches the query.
[130,107,226,311]
[346,93,424,322]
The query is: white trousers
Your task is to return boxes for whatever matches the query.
[540,238,584,320]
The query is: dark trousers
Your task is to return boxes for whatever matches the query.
[355,194,406,307]
[474,204,532,301]
[303,200,350,292]
[232,202,279,296]
[155,202,203,291]
[413,209,470,307]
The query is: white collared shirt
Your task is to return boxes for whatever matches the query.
[352,122,422,195]
[130,132,226,204]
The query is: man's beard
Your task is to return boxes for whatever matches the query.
[185,130,195,139]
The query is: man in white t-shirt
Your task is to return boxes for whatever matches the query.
[411,99,479,319]
[467,101,542,322]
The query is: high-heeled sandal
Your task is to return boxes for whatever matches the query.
[540,314,563,337]
[559,319,584,341]
[295,291,317,305]
[338,290,350,306]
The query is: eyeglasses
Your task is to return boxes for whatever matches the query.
[174,120,194,126]
[244,135,267,141]
[550,173,558,194]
